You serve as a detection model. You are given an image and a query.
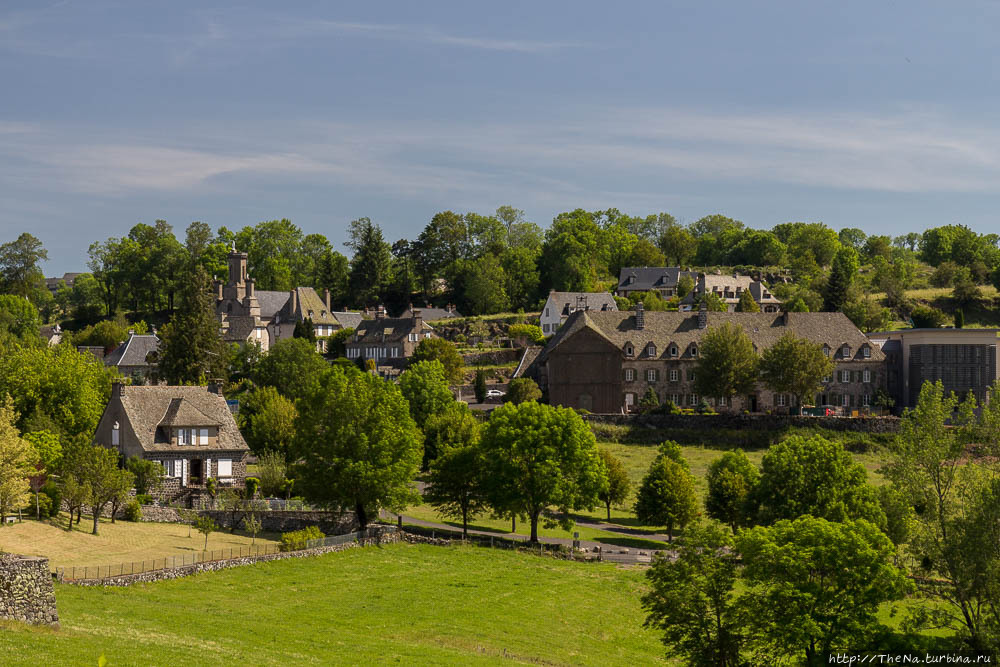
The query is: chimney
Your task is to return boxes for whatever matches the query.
[698,300,708,329]
[246,279,255,298]
[214,280,223,300]
[207,379,225,395]
[324,289,331,311]
[446,304,454,314]
[375,305,385,320]
[635,302,645,330]
[780,309,790,326]
[413,308,422,331]
[113,380,125,398]
[289,289,297,315]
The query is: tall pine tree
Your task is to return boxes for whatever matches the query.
[823,246,859,312]
[156,265,227,384]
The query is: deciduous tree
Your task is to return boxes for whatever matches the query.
[694,322,759,405]
[759,332,833,411]
[399,360,454,429]
[705,449,759,531]
[503,378,542,405]
[411,337,464,384]
[635,451,698,541]
[597,449,631,521]
[0,397,37,523]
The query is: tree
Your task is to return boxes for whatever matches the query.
[507,323,544,346]
[421,402,480,470]
[156,265,227,384]
[238,386,298,460]
[638,386,659,412]
[411,338,464,384]
[881,380,996,650]
[705,449,759,531]
[0,295,41,341]
[347,218,393,306]
[424,440,486,538]
[838,227,867,251]
[909,303,949,328]
[244,512,262,547]
[642,521,743,667]
[256,451,286,498]
[22,430,61,519]
[734,289,760,313]
[474,369,487,404]
[597,449,631,521]
[293,317,316,343]
[254,338,329,402]
[0,233,48,298]
[635,451,698,541]
[823,246,859,312]
[677,275,696,300]
[694,322,759,405]
[658,222,697,265]
[700,292,727,312]
[463,255,509,315]
[738,516,909,664]
[503,378,542,405]
[126,457,164,497]
[398,360,454,429]
[0,396,37,523]
[81,445,134,535]
[759,332,833,411]
[195,515,217,551]
[754,435,884,527]
[295,366,422,529]
[955,307,965,328]
[952,266,982,306]
[480,402,606,543]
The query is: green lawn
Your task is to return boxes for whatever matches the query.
[1,543,666,666]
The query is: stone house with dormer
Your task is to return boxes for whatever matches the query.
[93,383,250,501]
[535,304,885,414]
[679,274,782,312]
[345,308,439,363]
[539,291,618,335]
[615,267,698,299]
[214,244,362,353]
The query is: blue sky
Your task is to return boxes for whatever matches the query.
[3,1,1000,271]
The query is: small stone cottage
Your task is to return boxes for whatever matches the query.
[94,382,250,501]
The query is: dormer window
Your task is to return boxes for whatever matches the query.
[862,345,871,358]
[112,421,120,446]
[669,345,679,358]
[823,345,831,358]
[624,343,634,356]
[690,344,698,357]
[646,343,656,357]
[841,344,850,358]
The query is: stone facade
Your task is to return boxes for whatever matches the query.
[0,554,59,627]
[580,412,901,434]
[136,506,357,534]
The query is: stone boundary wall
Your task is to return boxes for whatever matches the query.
[461,348,523,366]
[66,504,357,534]
[0,555,59,627]
[62,528,401,587]
[582,413,900,434]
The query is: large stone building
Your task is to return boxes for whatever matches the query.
[539,291,618,335]
[93,383,250,501]
[679,274,782,313]
[535,305,885,414]
[344,308,439,363]
[214,244,361,352]
[615,267,697,299]
[871,328,999,409]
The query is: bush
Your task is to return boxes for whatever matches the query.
[135,493,153,506]
[910,304,948,329]
[279,526,324,552]
[122,500,143,522]
[31,494,53,519]
[41,481,61,518]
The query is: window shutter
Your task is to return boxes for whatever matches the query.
[205,458,211,479]
[182,459,188,486]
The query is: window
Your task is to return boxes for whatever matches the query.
[823,345,830,358]
[646,369,657,382]
[669,369,679,382]
[669,345,678,357]
[689,394,698,406]
[625,393,635,407]
[625,368,635,382]
[842,344,850,358]
[863,394,871,406]
[218,459,233,477]
[690,344,698,357]
[776,394,786,407]
[424,333,432,339]
[624,344,634,356]
[545,308,550,317]
[408,333,417,342]
[842,394,849,407]
[177,428,189,445]
[111,421,120,446]
[840,370,851,383]
[687,370,696,381]
[718,396,727,407]
[646,343,656,357]
[199,428,208,445]
[670,394,680,405]
[823,375,832,383]
[863,369,871,383]
[862,346,871,358]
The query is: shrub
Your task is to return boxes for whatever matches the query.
[279,526,325,552]
[910,304,948,329]
[135,493,153,506]
[122,500,143,522]
[41,481,61,518]
[32,494,53,519]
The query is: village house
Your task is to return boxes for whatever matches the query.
[103,332,159,383]
[679,274,782,312]
[345,307,438,363]
[93,382,250,502]
[532,304,885,414]
[398,304,462,321]
[539,291,618,335]
[615,267,698,299]
[214,244,361,352]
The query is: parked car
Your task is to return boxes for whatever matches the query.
[486,389,505,399]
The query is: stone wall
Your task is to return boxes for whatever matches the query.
[137,506,357,534]
[62,527,399,587]
[581,412,900,434]
[0,554,59,627]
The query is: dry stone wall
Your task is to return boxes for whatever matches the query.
[0,554,59,627]
[137,506,356,534]
[582,412,900,433]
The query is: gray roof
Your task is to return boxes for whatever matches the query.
[332,311,364,329]
[398,307,462,321]
[545,292,618,317]
[541,310,885,363]
[118,385,249,453]
[513,345,543,378]
[617,267,696,292]
[222,316,260,343]
[352,317,435,344]
[255,290,291,319]
[104,334,159,368]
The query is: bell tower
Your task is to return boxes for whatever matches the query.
[223,242,248,303]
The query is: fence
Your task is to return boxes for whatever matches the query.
[55,526,397,582]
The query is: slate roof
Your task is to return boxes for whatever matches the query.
[680,276,781,305]
[332,311,364,329]
[222,316,260,343]
[255,290,292,319]
[352,317,434,344]
[540,310,884,363]
[398,307,462,321]
[279,287,339,325]
[616,267,696,292]
[118,385,249,453]
[104,334,159,368]
[513,345,543,378]
[545,292,618,316]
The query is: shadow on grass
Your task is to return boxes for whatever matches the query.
[410,517,511,535]
[592,536,670,550]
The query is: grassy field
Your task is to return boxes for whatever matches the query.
[0,542,666,666]
[0,515,280,570]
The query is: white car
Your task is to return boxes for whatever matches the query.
[485,389,505,399]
